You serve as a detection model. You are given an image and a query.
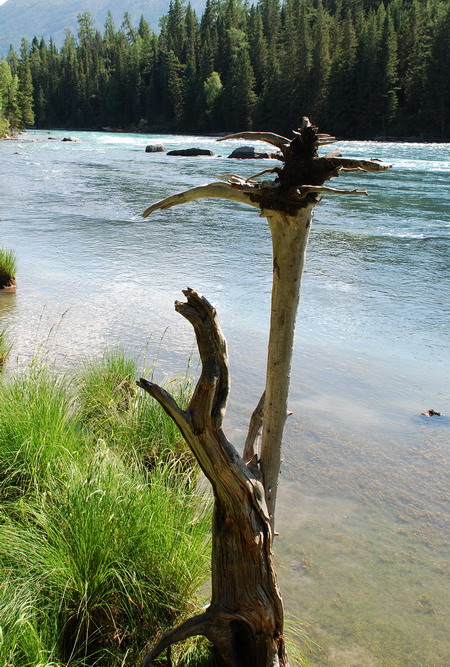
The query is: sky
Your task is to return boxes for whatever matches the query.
[0,0,8,5]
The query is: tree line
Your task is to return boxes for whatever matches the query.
[1,0,449,139]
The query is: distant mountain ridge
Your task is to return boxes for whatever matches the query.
[0,0,206,55]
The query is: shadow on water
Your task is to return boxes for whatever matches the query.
[0,292,16,318]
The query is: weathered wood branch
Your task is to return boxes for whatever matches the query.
[141,611,211,666]
[217,131,291,151]
[296,185,369,196]
[259,205,314,527]
[138,289,284,665]
[142,182,261,218]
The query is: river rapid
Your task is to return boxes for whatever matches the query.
[1,130,449,666]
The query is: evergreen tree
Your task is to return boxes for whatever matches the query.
[29,37,46,126]
[224,27,257,129]
[59,30,79,125]
[325,11,358,135]
[377,7,399,132]
[18,39,35,126]
[165,50,184,125]
[0,59,21,132]
[427,3,450,136]
[199,0,220,79]
[165,0,187,61]
[248,7,268,96]
[309,1,331,124]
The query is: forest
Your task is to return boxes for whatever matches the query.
[0,0,449,139]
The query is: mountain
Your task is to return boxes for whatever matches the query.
[0,0,206,55]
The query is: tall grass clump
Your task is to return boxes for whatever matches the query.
[76,349,193,466]
[0,350,212,666]
[0,570,62,666]
[0,364,82,500]
[0,449,210,665]
[0,328,12,370]
[0,246,17,288]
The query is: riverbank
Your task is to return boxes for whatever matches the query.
[5,127,450,144]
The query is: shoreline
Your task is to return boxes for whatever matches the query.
[4,127,450,145]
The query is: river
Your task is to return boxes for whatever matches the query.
[1,130,449,666]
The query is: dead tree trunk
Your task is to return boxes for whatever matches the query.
[139,120,391,665]
[139,289,287,666]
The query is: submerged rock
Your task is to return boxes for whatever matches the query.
[145,144,166,153]
[228,145,280,159]
[62,136,81,142]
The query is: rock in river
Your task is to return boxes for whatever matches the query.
[228,145,279,159]
[145,144,166,152]
[166,147,215,157]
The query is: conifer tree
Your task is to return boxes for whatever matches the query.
[378,8,398,132]
[427,3,450,136]
[325,10,358,135]
[0,59,20,132]
[248,7,268,96]
[18,39,35,126]
[224,27,257,129]
[309,1,331,123]
[165,50,184,125]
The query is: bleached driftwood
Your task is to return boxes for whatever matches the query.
[139,118,391,667]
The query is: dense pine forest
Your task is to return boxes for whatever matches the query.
[1,0,449,139]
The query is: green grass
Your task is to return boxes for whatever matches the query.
[76,349,193,467]
[0,351,212,666]
[0,246,17,287]
[0,364,82,500]
[0,328,12,370]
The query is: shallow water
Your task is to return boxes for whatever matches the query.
[1,130,449,665]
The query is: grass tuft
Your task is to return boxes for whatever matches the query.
[0,247,17,287]
[0,328,12,370]
[0,364,81,500]
[76,349,194,468]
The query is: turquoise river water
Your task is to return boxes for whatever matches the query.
[1,130,449,666]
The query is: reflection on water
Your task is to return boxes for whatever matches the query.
[0,292,16,317]
[0,130,449,665]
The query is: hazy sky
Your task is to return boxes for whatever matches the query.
[0,0,8,5]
